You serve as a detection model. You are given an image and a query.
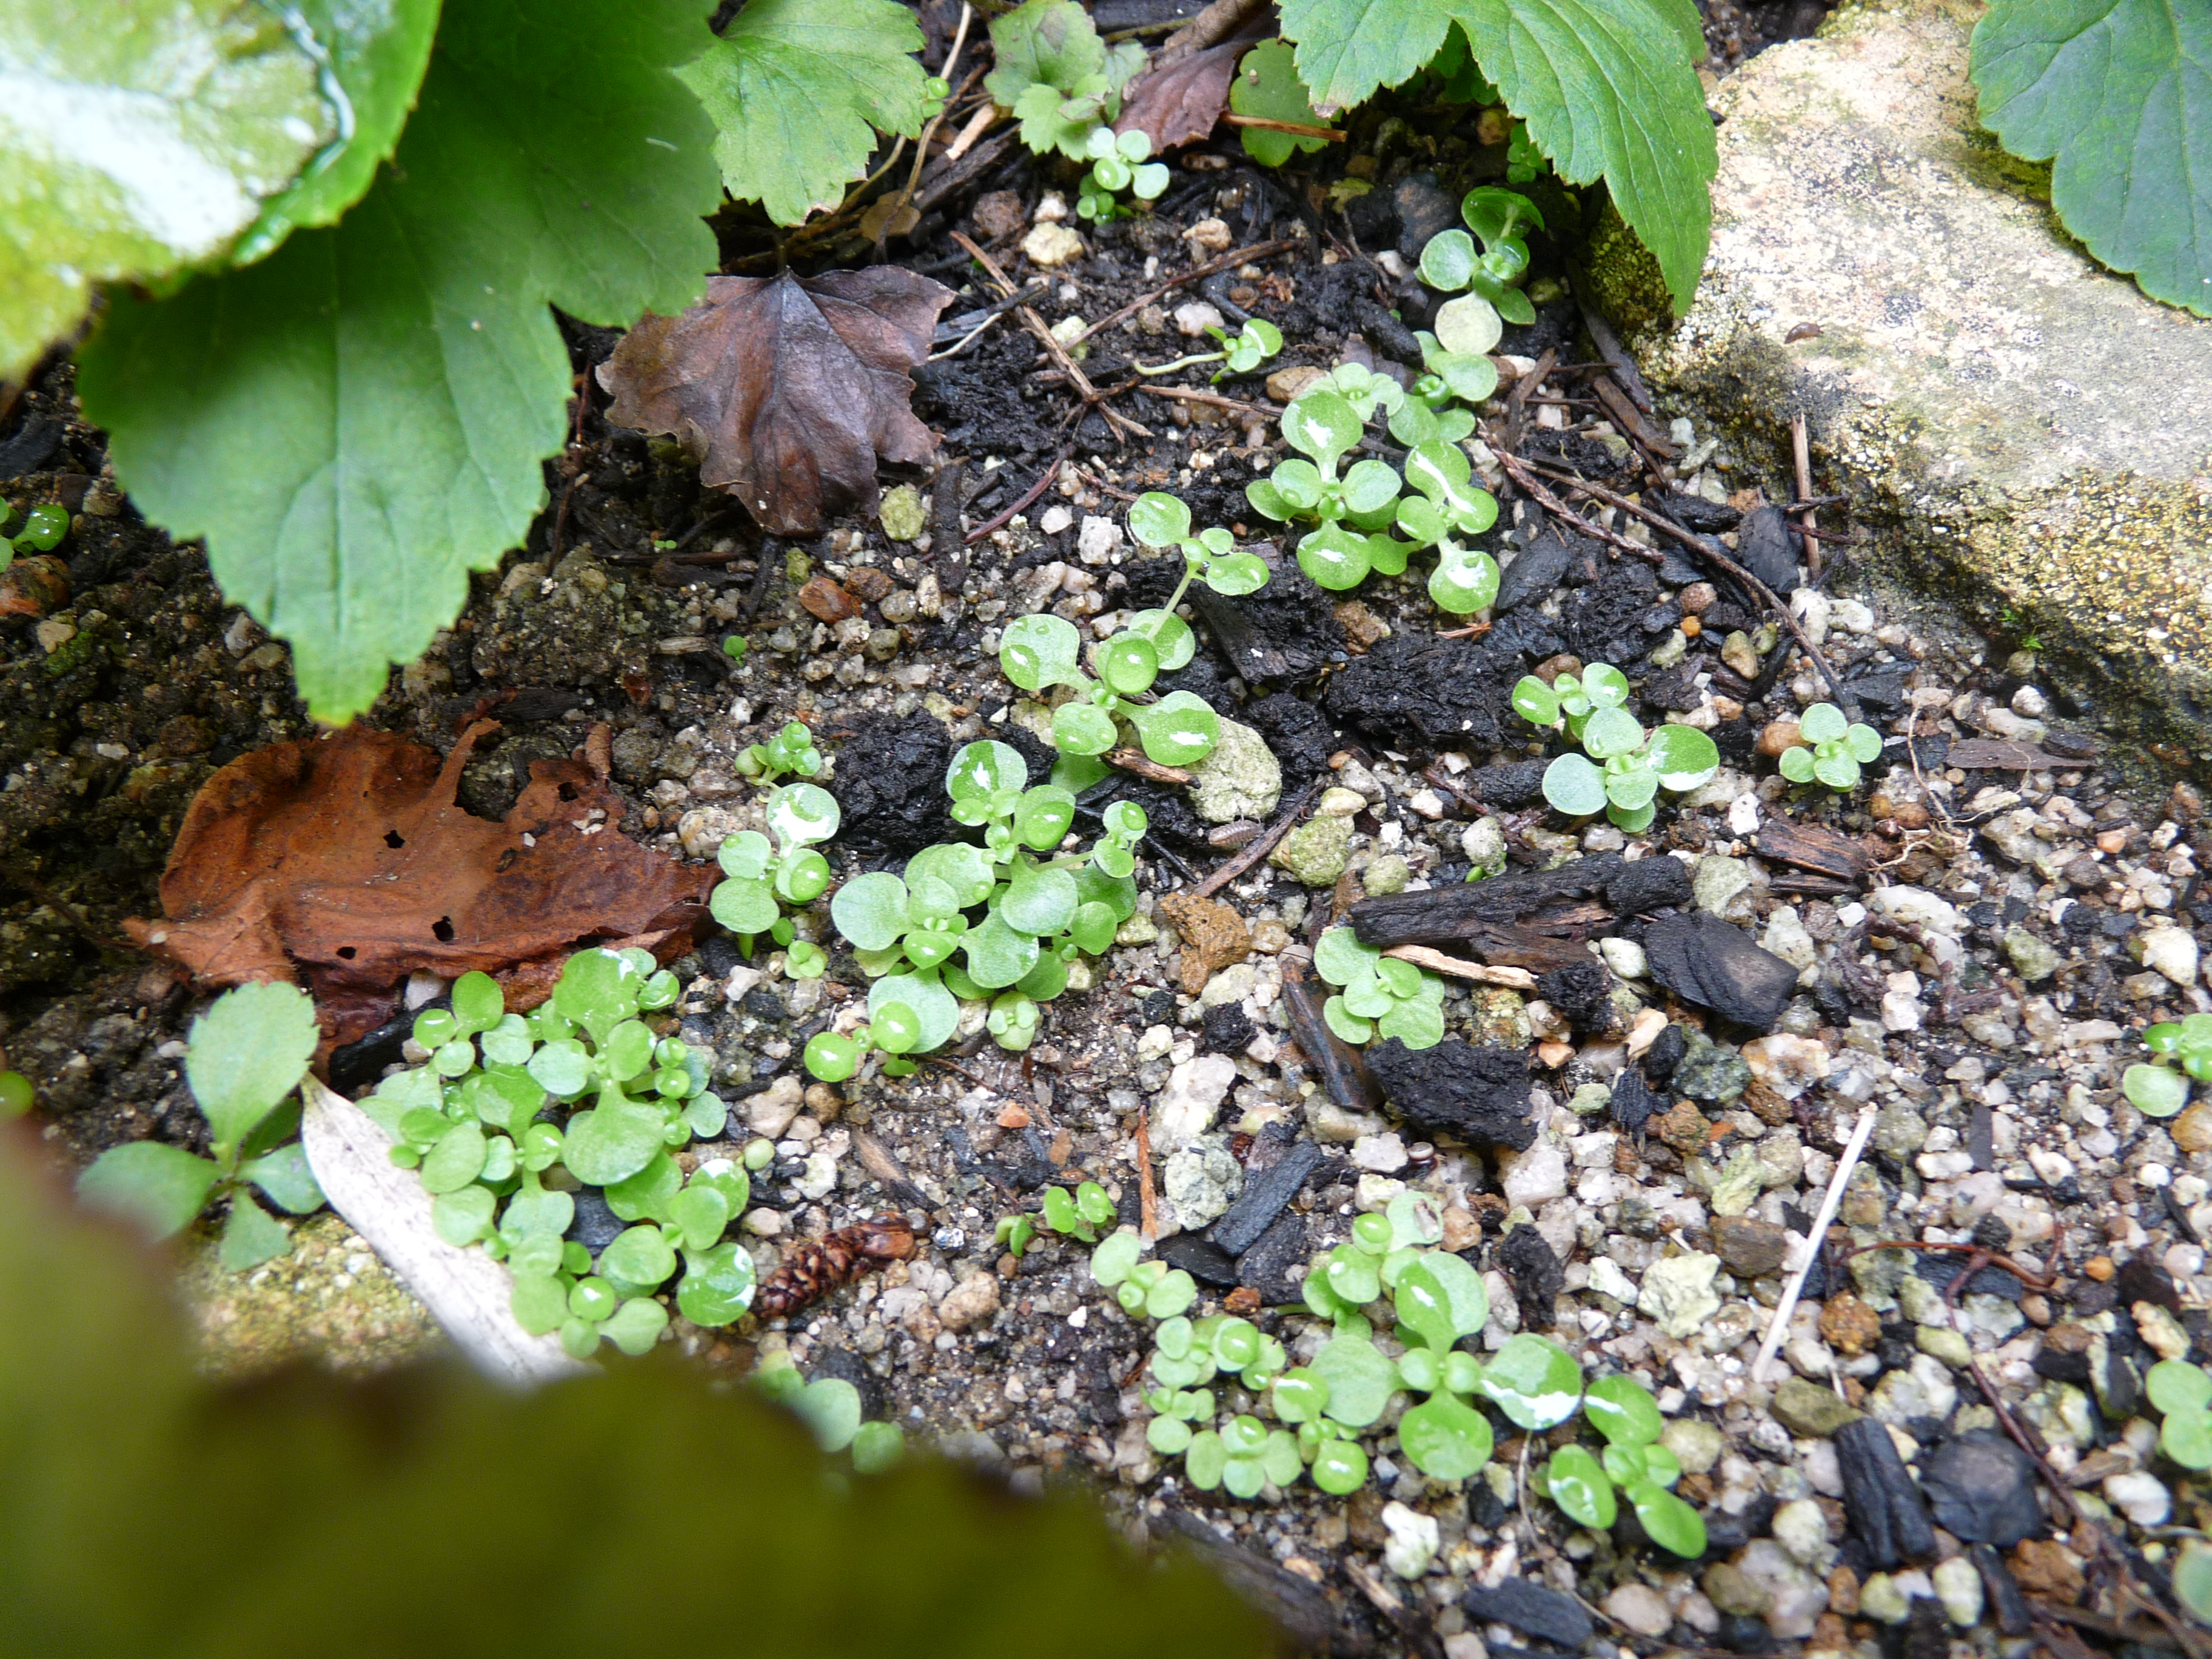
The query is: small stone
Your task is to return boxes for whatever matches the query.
[1602,1583,1674,1638]
[1600,936,1647,979]
[1867,1352,1959,1425]
[1021,222,1085,267]
[878,483,926,540]
[2105,1469,2172,1527]
[1187,718,1282,823]
[1819,1292,1883,1356]
[1200,962,1255,1009]
[1703,1561,1771,1618]
[1362,854,1411,897]
[1772,1498,1831,1565]
[1915,1325,1972,1368]
[1721,629,1760,678]
[1741,1033,1830,1099]
[1758,719,1804,757]
[1872,1102,1928,1158]
[1712,1215,1790,1279]
[1265,364,1325,403]
[1462,816,1507,876]
[2134,1298,2192,1361]
[1318,785,1366,816]
[1932,1557,1983,1627]
[1158,892,1251,994]
[971,189,1025,241]
[742,1075,804,1139]
[1352,1133,1409,1173]
[1381,1501,1439,1579]
[1155,1054,1238,1151]
[1674,1031,1752,1105]
[1182,216,1233,253]
[2173,1101,2212,1153]
[2143,925,2200,987]
[1164,1136,1244,1230]
[1855,1573,1909,1624]
[1077,514,1122,563]
[1501,1142,1569,1208]
[1173,300,1225,338]
[1771,1376,1863,1437]
[2009,1538,2085,1600]
[1039,504,1073,535]
[2004,926,2060,982]
[1638,1252,1722,1339]
[1694,854,1754,916]
[1270,814,1352,886]
[937,1272,1000,1332]
[1663,1417,1726,1475]
[1655,1099,1712,1155]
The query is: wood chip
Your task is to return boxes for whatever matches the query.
[1754,819,1871,879]
[1948,737,2093,770]
[1381,944,1537,989]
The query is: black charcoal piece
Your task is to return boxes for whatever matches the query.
[1609,1065,1666,1134]
[1537,959,1614,1032]
[1468,759,1549,806]
[1644,1024,1687,1081]
[1244,692,1334,785]
[1920,1432,2042,1549]
[1158,1233,1241,1286]
[1236,1211,1309,1305]
[1972,1542,2034,1637]
[1738,504,1798,592]
[1834,1416,1936,1569]
[1460,1581,1591,1651]
[1643,913,1801,1032]
[1498,1224,1563,1327]
[565,1188,625,1252]
[1367,1037,1536,1150]
[827,711,956,856]
[1210,1142,1322,1256]
[1494,521,1576,613]
[1603,853,1692,915]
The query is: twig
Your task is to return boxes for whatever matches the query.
[1108,748,1193,785]
[1221,113,1346,142]
[950,232,1150,440]
[1065,238,1299,349]
[1134,1104,1158,1242]
[1517,457,1860,719]
[1791,412,1822,581]
[1749,1103,1875,1384]
[1188,777,1324,900]
[1491,446,1659,566]
[963,451,1068,545]
[1380,947,1535,989]
[932,455,968,589]
[1135,384,1270,417]
[940,99,999,167]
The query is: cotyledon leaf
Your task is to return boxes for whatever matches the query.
[678,0,930,228]
[79,0,722,723]
[0,0,337,379]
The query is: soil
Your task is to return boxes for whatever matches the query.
[4,5,2204,1657]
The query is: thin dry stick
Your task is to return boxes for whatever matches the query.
[1065,237,1299,349]
[1135,383,1270,417]
[1790,412,1822,581]
[1750,1103,1875,1384]
[950,232,1150,440]
[1492,446,1658,565]
[963,451,1068,545]
[900,5,974,201]
[1222,113,1346,142]
[1187,777,1324,900]
[1134,1104,1158,1241]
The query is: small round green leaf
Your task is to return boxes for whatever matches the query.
[1130,691,1219,767]
[2125,1063,2190,1117]
[1419,228,1476,290]
[1312,1333,1396,1427]
[831,872,911,953]
[1630,1481,1708,1557]
[1479,1333,1583,1430]
[1584,1373,1665,1446]
[1281,389,1362,463]
[1127,491,1191,548]
[1000,612,1083,690]
[1798,703,1847,744]
[1546,1444,1617,1529]
[1543,752,1608,817]
[1646,723,1722,790]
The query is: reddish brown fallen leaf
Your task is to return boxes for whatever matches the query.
[598,268,955,537]
[0,554,69,618]
[127,722,713,1005]
[1114,38,1244,152]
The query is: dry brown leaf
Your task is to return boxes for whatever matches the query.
[1114,38,1243,153]
[127,722,713,1009]
[598,268,955,536]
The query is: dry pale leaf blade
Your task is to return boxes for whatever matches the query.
[598,268,954,535]
[299,1076,584,1385]
[1115,39,1244,152]
[126,723,712,994]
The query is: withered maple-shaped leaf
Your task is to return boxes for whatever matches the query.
[126,723,712,1005]
[598,267,955,536]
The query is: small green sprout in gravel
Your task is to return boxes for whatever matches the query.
[1514,662,1721,832]
[2148,1358,2212,1469]
[1313,925,1446,1048]
[755,1354,905,1471]
[1419,186,1545,326]
[0,500,67,568]
[709,781,840,975]
[737,718,819,781]
[2122,1013,2212,1116]
[1075,126,1167,221]
[77,980,325,1270]
[1777,702,1883,789]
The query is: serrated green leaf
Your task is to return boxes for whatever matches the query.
[218,1190,294,1272]
[1230,40,1334,166]
[679,0,928,227]
[185,980,318,1150]
[79,0,722,722]
[77,1144,221,1241]
[0,0,338,380]
[233,0,446,264]
[1972,0,2212,315]
[986,0,1107,106]
[1279,0,1457,112]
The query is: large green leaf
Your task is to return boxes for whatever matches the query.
[678,0,929,227]
[0,0,337,380]
[79,0,721,722]
[233,0,446,264]
[184,981,320,1150]
[1971,0,2212,315]
[1276,0,1716,312]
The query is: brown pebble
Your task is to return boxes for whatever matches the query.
[1655,1099,1711,1156]
[2084,1255,2116,1281]
[1533,653,1582,685]
[1681,615,1702,638]
[1757,719,1803,758]
[803,1081,843,1122]
[1441,1205,1478,1251]
[996,1104,1031,1130]
[1818,1290,1883,1356]
[1825,1565,1860,1618]
[2173,1101,2212,1153]
[1535,1039,1574,1068]
[2009,1538,2085,1600]
[971,189,1027,243]
[1679,581,1717,614]
[1225,1286,1261,1315]
[2020,1292,2053,1326]
[843,566,894,602]
[2062,854,2105,889]
[2096,828,2128,854]
[1889,800,1932,830]
[798,575,861,622]
[0,553,69,619]
[1332,598,1389,650]
[1158,892,1252,994]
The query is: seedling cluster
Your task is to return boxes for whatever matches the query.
[1314,925,1446,1049]
[1777,703,1883,791]
[709,782,842,978]
[987,1,1159,221]
[365,951,754,1358]
[1419,187,1544,327]
[0,499,66,568]
[2123,1013,2212,1117]
[737,719,823,783]
[1513,662,1721,832]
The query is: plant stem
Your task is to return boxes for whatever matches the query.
[1131,350,1225,377]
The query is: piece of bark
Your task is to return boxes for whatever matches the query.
[1946,737,2091,770]
[1281,960,1382,1114]
[1755,820,1871,879]
[1833,1416,1936,1569]
[1349,850,1689,950]
[300,1076,582,1384]
[1367,1037,1537,1151]
[1209,1141,1322,1255]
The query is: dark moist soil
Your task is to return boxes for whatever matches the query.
[8,5,2207,1656]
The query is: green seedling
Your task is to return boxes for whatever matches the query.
[1520,1361,1705,1556]
[360,950,748,1357]
[813,743,1144,1075]
[1002,492,1266,773]
[2151,1358,2212,1469]
[1076,125,1168,221]
[709,782,842,975]
[986,0,1146,164]
[995,1213,1037,1259]
[1313,926,1446,1048]
[1040,1178,1118,1242]
[1777,703,1883,790]
[1392,439,1501,613]
[722,635,748,665]
[1090,1227,1198,1318]
[1246,389,1404,582]
[738,719,820,781]
[1132,318,1284,384]
[77,980,326,1271]
[0,500,67,569]
[1419,186,1544,327]
[2123,1013,2212,1118]
[754,1358,907,1471]
[1513,663,1720,832]
[1184,1413,1305,1498]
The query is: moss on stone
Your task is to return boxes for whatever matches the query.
[1572,199,1679,344]
[183,1212,441,1378]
